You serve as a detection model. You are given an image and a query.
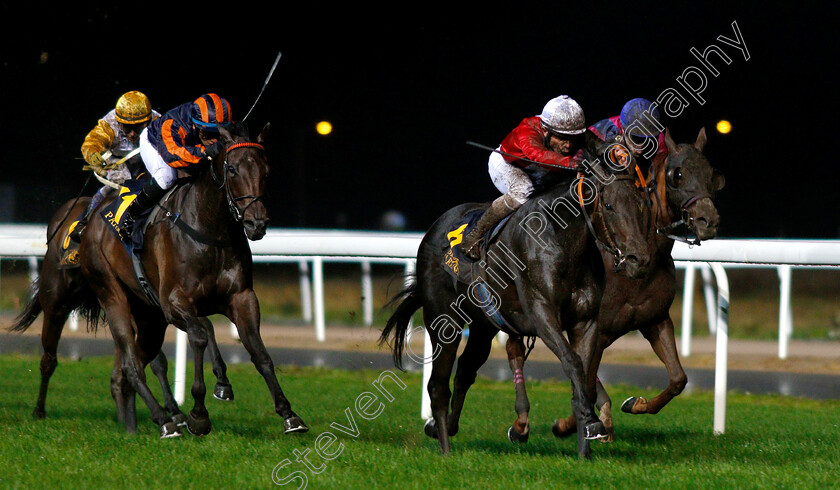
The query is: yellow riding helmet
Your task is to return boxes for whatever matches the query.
[114,91,153,124]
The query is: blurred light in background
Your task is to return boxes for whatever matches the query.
[316,121,333,135]
[716,120,732,134]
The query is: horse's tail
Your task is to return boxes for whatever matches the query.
[378,277,422,371]
[7,281,42,333]
[7,279,104,334]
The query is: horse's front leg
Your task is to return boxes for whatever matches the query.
[621,316,687,415]
[528,300,606,459]
[228,289,308,434]
[165,298,214,436]
[562,325,614,443]
[201,317,234,402]
[505,335,532,443]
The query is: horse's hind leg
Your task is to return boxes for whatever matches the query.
[102,296,180,438]
[622,316,687,415]
[32,285,78,419]
[202,318,234,401]
[505,335,532,443]
[228,289,308,434]
[447,321,495,439]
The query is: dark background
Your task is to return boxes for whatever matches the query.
[2,4,837,238]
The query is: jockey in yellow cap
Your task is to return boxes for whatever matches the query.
[63,91,160,261]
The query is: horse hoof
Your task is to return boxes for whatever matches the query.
[551,419,574,438]
[507,426,529,444]
[621,396,647,414]
[160,422,183,439]
[283,416,309,434]
[171,413,188,427]
[423,418,440,440]
[213,383,234,402]
[583,421,608,440]
[187,411,212,437]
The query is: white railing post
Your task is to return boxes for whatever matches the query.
[174,329,188,405]
[680,263,696,356]
[777,264,793,359]
[701,264,717,334]
[402,259,431,420]
[312,256,326,342]
[361,260,373,326]
[710,262,729,435]
[298,259,312,323]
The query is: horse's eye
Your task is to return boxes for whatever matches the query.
[667,167,682,187]
[605,203,613,211]
[227,165,237,176]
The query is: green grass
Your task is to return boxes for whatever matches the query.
[1,355,839,489]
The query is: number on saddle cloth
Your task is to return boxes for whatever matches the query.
[98,178,151,251]
[441,208,512,284]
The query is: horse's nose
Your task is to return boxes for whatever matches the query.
[243,218,269,240]
[622,252,652,279]
[692,198,720,240]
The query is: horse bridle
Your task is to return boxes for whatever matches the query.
[210,141,266,222]
[645,157,707,246]
[577,167,647,272]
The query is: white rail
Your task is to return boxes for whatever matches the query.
[2,224,839,435]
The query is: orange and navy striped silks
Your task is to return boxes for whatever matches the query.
[160,119,204,168]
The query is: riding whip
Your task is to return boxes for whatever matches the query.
[466,140,551,168]
[242,51,283,122]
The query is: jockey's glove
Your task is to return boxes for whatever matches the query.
[204,142,224,160]
[81,161,109,177]
[570,149,586,170]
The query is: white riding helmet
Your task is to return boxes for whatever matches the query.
[539,95,586,135]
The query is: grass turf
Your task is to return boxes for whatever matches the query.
[1,355,839,489]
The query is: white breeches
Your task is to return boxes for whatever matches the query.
[487,148,534,205]
[139,128,177,189]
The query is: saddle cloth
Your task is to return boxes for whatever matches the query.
[99,178,152,252]
[440,207,515,331]
[441,207,511,285]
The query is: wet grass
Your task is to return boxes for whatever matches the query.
[1,355,839,488]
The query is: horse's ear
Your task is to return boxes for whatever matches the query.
[218,125,235,145]
[664,127,678,154]
[694,127,707,153]
[258,123,271,144]
[712,169,726,191]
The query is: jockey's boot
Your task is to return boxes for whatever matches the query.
[118,179,166,242]
[460,193,522,260]
[67,186,112,244]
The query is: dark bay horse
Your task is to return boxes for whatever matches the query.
[9,179,235,427]
[508,127,725,443]
[11,122,308,438]
[379,147,654,458]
